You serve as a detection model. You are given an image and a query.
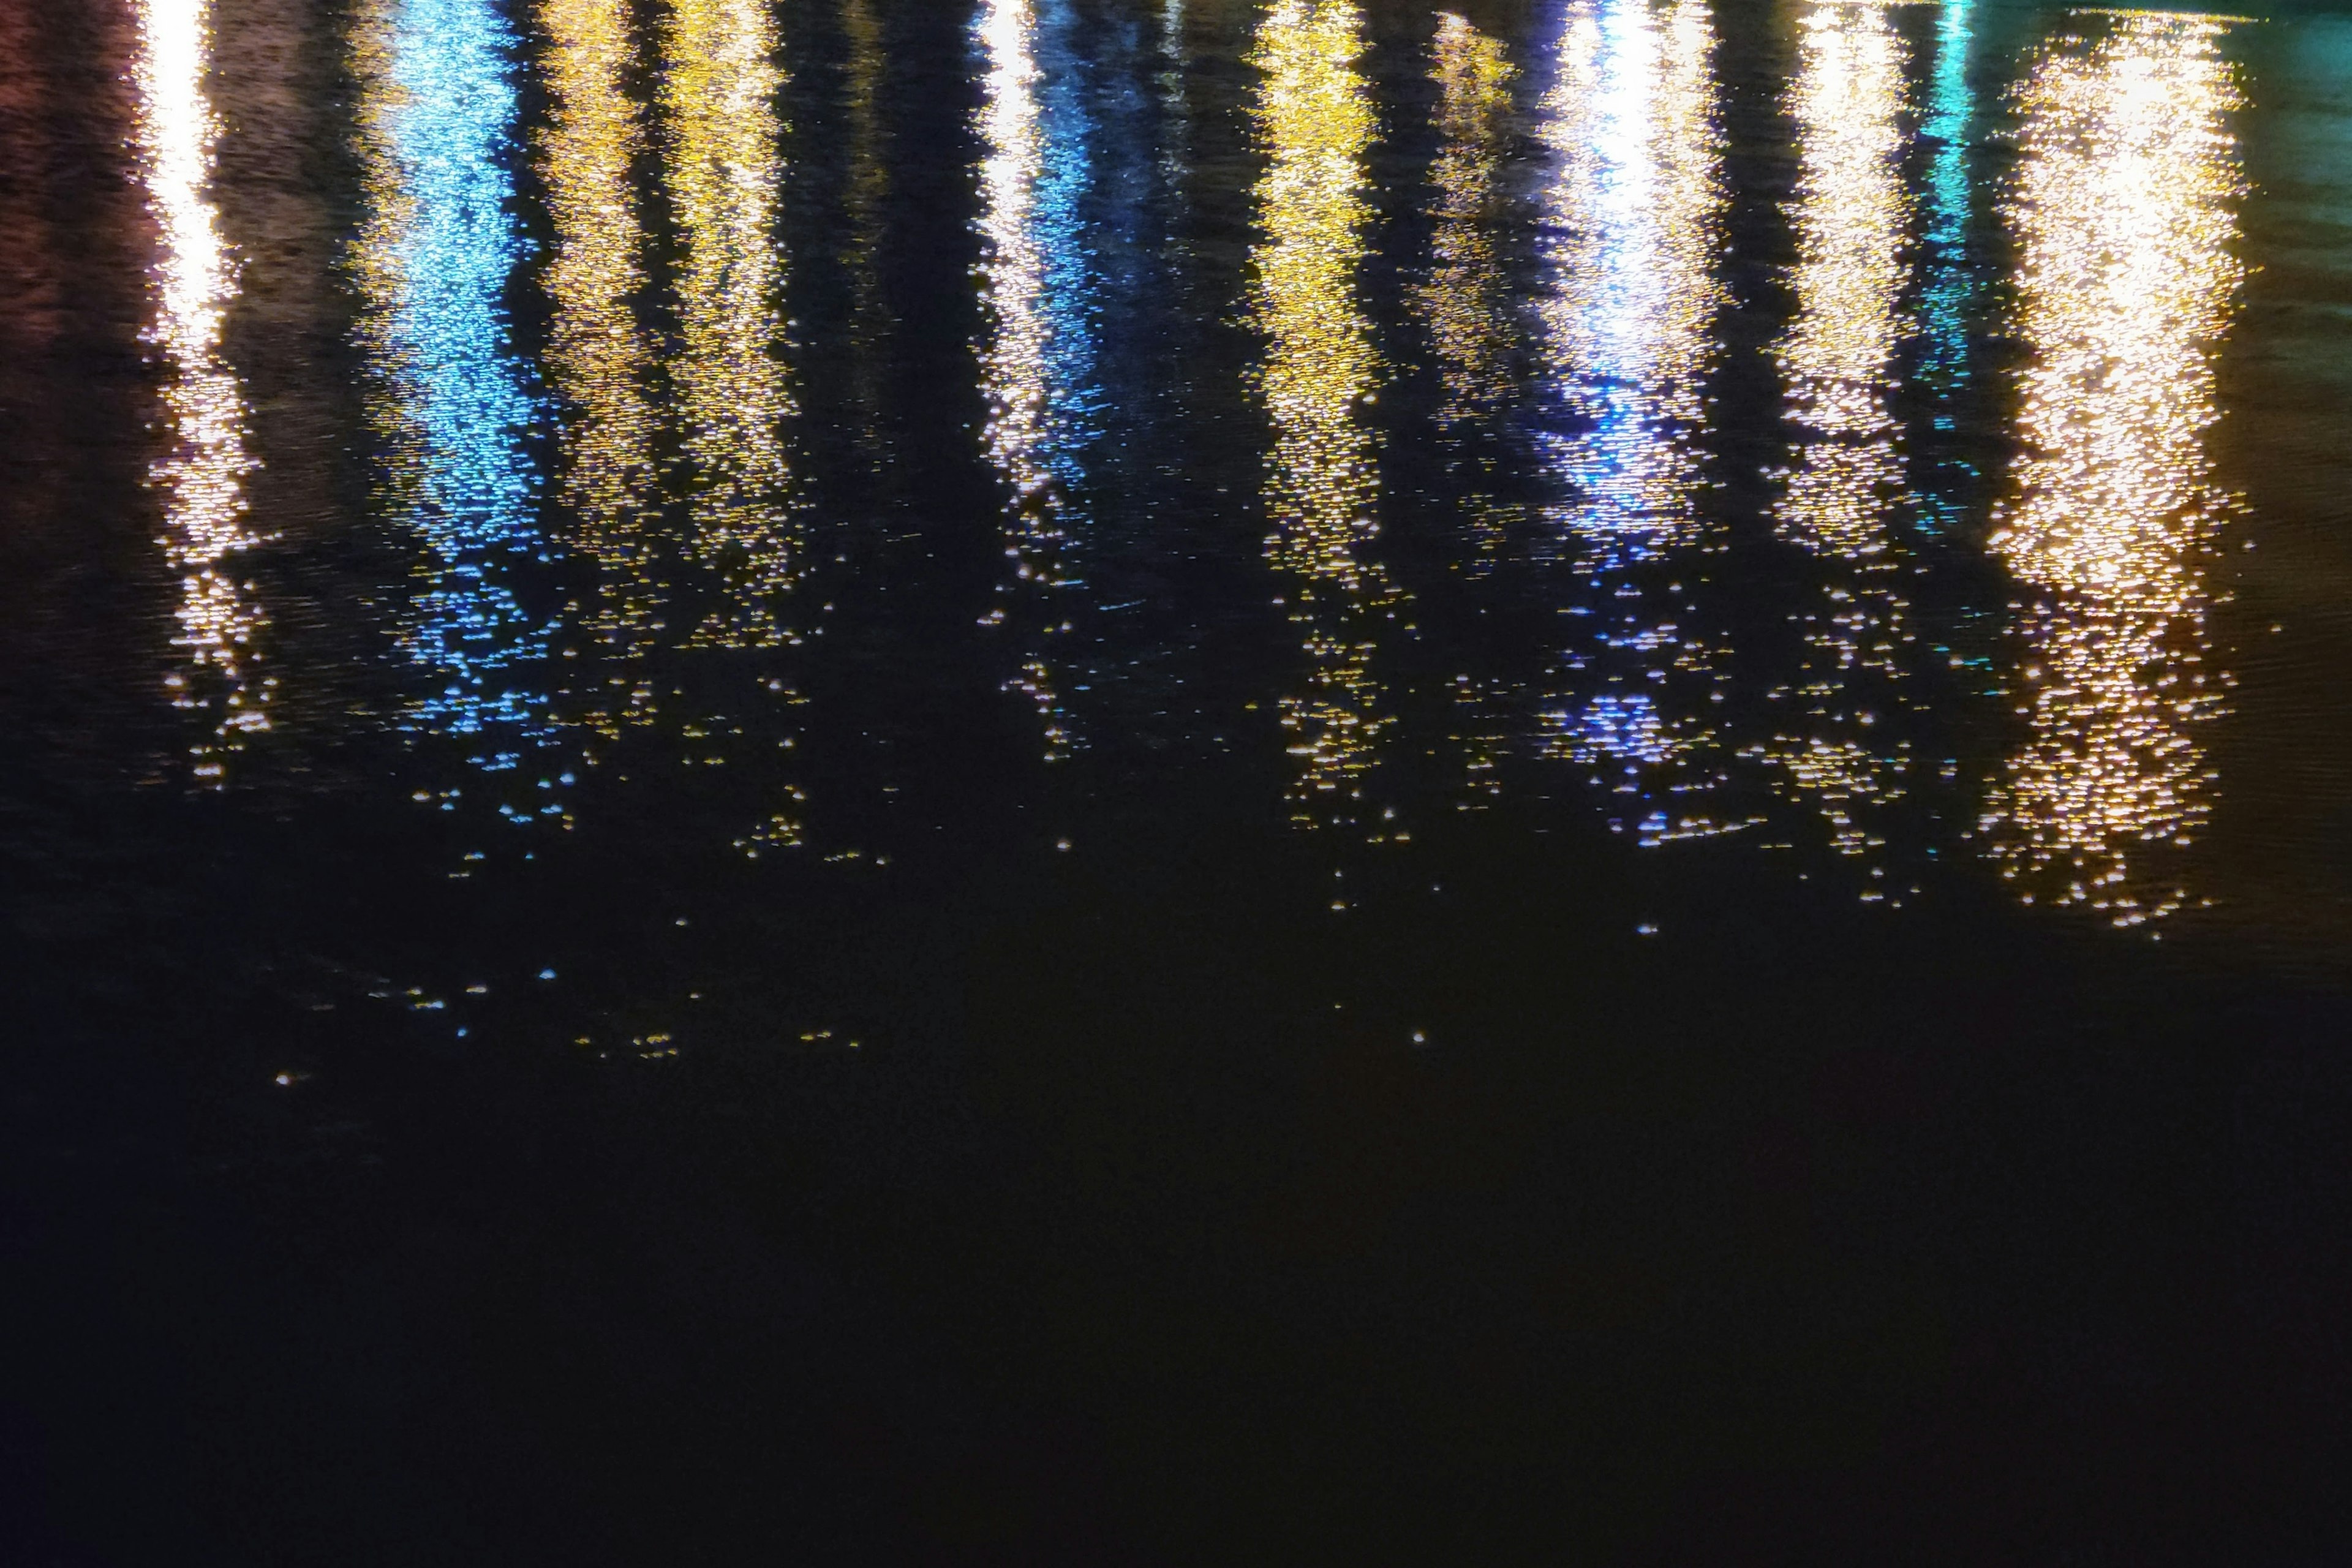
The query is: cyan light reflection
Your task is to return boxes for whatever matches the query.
[1530,0,1733,845]
[665,0,800,652]
[134,0,268,780]
[976,0,1101,761]
[353,0,548,745]
[1250,0,1398,826]
[1762,1,1917,878]
[1984,15,2242,927]
[541,0,659,736]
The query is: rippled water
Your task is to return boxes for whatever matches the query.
[9,0,2352,1556]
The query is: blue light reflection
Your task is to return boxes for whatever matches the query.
[354,0,548,748]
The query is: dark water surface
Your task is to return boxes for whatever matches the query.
[9,0,2352,1557]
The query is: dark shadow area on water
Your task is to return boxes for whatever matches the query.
[9,769,2352,1562]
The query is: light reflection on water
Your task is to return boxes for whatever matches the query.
[976,0,1101,761]
[842,0,894,454]
[1529,0,1735,847]
[133,0,268,780]
[540,0,660,736]
[1250,0,1398,831]
[1762,0,1917,883]
[1915,0,1982,532]
[89,0,2345,957]
[1420,13,1515,477]
[351,0,548,751]
[1419,12,1517,803]
[1984,12,2244,927]
[663,0,800,654]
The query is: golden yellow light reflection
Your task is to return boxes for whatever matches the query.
[1763,1,1915,874]
[1983,14,2243,927]
[134,0,268,780]
[1250,0,1397,823]
[664,0,799,649]
[541,0,658,734]
[1532,0,1733,846]
[976,0,1085,761]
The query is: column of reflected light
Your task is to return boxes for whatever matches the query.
[1531,0,1736,848]
[975,0,1099,762]
[541,0,660,737]
[352,0,550,756]
[842,0,892,454]
[134,0,269,782]
[1419,13,1517,805]
[1983,15,2243,927]
[1914,0,1978,533]
[1763,1,1917,883]
[665,0,799,652]
[1250,0,1397,829]
[1419,13,1515,559]
[1158,0,1194,212]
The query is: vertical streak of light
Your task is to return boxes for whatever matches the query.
[1250,0,1393,824]
[133,0,268,782]
[1915,0,1978,532]
[1158,0,1188,190]
[1420,13,1517,803]
[541,0,660,735]
[1765,2,1915,877]
[841,0,892,453]
[975,0,1098,761]
[1419,13,1515,557]
[1984,15,2242,927]
[1531,0,1732,846]
[664,0,798,650]
[352,0,548,748]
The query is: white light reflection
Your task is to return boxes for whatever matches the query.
[976,0,1100,762]
[1983,14,2244,927]
[353,0,549,753]
[1250,0,1397,827]
[1760,2,1917,881]
[1530,0,1736,846]
[133,0,268,781]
